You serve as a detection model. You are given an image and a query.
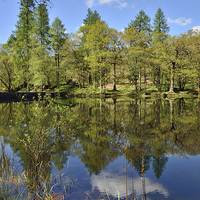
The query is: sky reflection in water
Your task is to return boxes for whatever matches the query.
[60,154,200,199]
[1,98,200,199]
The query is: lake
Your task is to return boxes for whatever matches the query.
[0,97,200,199]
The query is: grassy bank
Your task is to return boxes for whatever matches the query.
[57,83,200,99]
[12,79,200,99]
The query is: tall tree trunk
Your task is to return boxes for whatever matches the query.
[134,76,138,92]
[197,99,199,129]
[82,67,84,88]
[113,99,116,132]
[197,75,200,91]
[169,62,175,92]
[178,76,181,91]
[57,54,59,90]
[8,74,11,92]
[27,63,29,92]
[144,65,146,91]
[156,99,161,124]
[41,79,43,92]
[139,99,141,121]
[88,73,92,85]
[100,76,101,94]
[113,63,116,91]
[95,67,98,89]
[125,151,128,200]
[100,66,102,94]
[158,65,161,92]
[144,98,146,124]
[170,100,175,131]
[141,156,146,200]
[139,67,141,91]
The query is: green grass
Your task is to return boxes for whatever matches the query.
[66,83,200,99]
[0,142,68,200]
[0,143,25,199]
[21,78,200,99]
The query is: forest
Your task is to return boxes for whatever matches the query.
[0,0,200,95]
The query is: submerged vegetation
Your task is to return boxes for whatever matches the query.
[0,1,200,97]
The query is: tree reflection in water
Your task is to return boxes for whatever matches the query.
[0,97,200,199]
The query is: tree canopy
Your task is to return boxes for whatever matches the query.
[1,5,200,95]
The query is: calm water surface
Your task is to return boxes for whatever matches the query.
[1,98,200,199]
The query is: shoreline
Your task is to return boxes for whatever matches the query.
[0,89,199,103]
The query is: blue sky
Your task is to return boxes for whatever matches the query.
[0,0,200,44]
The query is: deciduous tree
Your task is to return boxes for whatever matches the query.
[109,29,125,90]
[85,20,111,92]
[0,44,15,92]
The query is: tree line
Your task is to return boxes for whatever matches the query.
[0,0,200,93]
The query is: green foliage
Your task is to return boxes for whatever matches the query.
[68,9,102,89]
[1,96,200,197]
[33,2,50,46]
[161,33,191,91]
[124,27,152,91]
[152,8,170,43]
[0,139,67,199]
[12,0,35,91]
[49,17,66,54]
[0,97,83,197]
[49,17,67,90]
[85,20,111,90]
[30,45,54,90]
[83,8,101,25]
[2,4,200,94]
[126,9,151,34]
[30,2,52,90]
[153,8,169,35]
[0,44,15,92]
[61,33,89,88]
[108,29,125,90]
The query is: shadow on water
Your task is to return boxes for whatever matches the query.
[0,92,67,103]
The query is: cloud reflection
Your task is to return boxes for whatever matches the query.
[91,171,169,199]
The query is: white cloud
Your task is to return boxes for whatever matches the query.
[85,0,94,7]
[192,26,200,32]
[75,23,85,30]
[118,1,128,9]
[167,17,192,26]
[99,0,115,4]
[131,5,135,9]
[85,0,128,8]
[91,171,169,199]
